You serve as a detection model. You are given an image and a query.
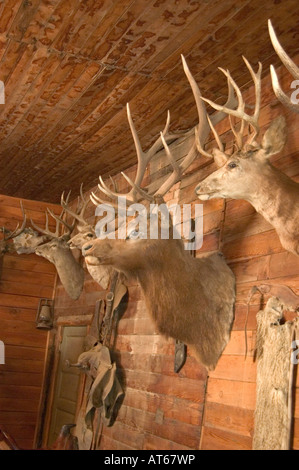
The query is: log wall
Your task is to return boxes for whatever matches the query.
[0,195,59,449]
[52,61,299,450]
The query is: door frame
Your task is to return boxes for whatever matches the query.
[34,314,93,449]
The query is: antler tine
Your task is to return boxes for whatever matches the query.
[120,172,154,202]
[194,125,213,158]
[53,186,91,237]
[90,191,119,210]
[52,190,74,237]
[270,65,299,113]
[98,176,119,200]
[182,55,218,159]
[151,56,238,197]
[268,19,299,80]
[227,114,245,151]
[93,104,174,208]
[127,103,172,189]
[181,55,209,140]
[60,189,72,217]
[268,19,299,113]
[47,208,76,237]
[77,183,91,222]
[200,58,262,149]
[242,57,262,144]
[13,201,27,237]
[31,208,73,240]
[31,211,54,239]
[30,191,71,239]
[217,67,245,150]
[242,57,262,121]
[200,69,245,121]
[109,175,118,192]
[181,54,238,131]
[4,201,27,240]
[182,55,238,158]
[160,132,181,177]
[60,185,90,227]
[154,129,197,198]
[194,110,225,158]
[196,115,226,157]
[125,103,174,202]
[207,115,225,152]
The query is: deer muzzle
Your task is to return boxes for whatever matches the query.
[195,183,211,200]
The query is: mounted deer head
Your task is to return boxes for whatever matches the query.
[81,60,236,371]
[59,185,112,290]
[195,57,299,256]
[268,19,299,114]
[0,202,27,256]
[31,196,85,300]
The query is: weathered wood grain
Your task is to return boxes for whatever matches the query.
[0,1,298,201]
[200,426,252,450]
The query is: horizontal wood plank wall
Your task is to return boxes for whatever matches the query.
[53,61,299,450]
[0,194,59,449]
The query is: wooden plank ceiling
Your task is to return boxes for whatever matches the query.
[0,0,298,203]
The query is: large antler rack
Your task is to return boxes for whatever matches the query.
[197,57,262,157]
[268,19,299,114]
[60,183,91,229]
[90,103,182,208]
[91,55,237,208]
[31,191,76,241]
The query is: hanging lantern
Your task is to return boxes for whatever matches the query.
[36,299,54,330]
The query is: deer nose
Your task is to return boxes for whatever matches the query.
[83,244,93,255]
[195,184,201,194]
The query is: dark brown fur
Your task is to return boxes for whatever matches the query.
[82,237,235,370]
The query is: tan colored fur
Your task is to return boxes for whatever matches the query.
[196,117,299,255]
[35,238,85,300]
[253,297,295,450]
[69,226,112,290]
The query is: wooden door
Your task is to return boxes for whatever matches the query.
[47,325,87,447]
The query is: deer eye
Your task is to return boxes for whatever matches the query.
[128,230,139,239]
[228,162,238,169]
[128,229,145,240]
[86,233,93,238]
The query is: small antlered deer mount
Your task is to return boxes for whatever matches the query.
[194,56,299,256]
[60,185,112,290]
[80,58,236,371]
[31,195,85,301]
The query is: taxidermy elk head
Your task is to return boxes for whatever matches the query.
[60,185,112,290]
[31,198,85,300]
[81,57,236,371]
[195,55,299,256]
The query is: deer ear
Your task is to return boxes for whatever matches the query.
[261,115,287,157]
[212,148,229,167]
